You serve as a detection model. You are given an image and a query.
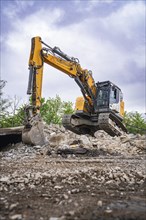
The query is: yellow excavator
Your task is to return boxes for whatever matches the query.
[22,36,127,146]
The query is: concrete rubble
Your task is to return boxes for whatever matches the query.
[0,124,145,159]
[45,124,145,157]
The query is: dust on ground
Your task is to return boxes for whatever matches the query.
[0,125,146,220]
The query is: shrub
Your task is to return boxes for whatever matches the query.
[123,111,146,135]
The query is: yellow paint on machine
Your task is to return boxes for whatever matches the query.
[120,101,125,117]
[75,96,88,112]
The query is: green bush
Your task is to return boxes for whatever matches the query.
[40,95,74,125]
[123,111,146,135]
[0,106,25,128]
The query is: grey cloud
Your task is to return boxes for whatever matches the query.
[1,0,145,113]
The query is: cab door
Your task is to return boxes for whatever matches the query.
[109,86,120,113]
[96,86,109,111]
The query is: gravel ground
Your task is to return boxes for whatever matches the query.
[0,125,146,220]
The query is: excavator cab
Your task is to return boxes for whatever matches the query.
[63,80,126,137]
[96,81,124,118]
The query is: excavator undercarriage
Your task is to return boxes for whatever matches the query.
[62,112,127,137]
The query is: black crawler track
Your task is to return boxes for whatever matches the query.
[62,113,127,137]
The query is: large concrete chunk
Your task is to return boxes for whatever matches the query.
[22,121,47,146]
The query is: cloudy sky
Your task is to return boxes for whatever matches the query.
[0,0,145,113]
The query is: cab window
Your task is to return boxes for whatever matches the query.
[97,88,109,107]
[110,87,119,103]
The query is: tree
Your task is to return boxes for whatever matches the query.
[0,80,11,117]
[123,111,146,135]
[40,95,74,125]
[0,105,25,128]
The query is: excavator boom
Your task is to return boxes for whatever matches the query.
[27,37,96,111]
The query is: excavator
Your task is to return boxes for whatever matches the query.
[22,36,127,146]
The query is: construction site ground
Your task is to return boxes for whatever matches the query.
[0,125,146,220]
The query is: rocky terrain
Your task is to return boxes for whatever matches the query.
[0,124,146,220]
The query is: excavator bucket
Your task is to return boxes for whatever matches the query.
[22,115,47,146]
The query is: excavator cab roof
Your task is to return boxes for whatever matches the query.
[96,81,121,91]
